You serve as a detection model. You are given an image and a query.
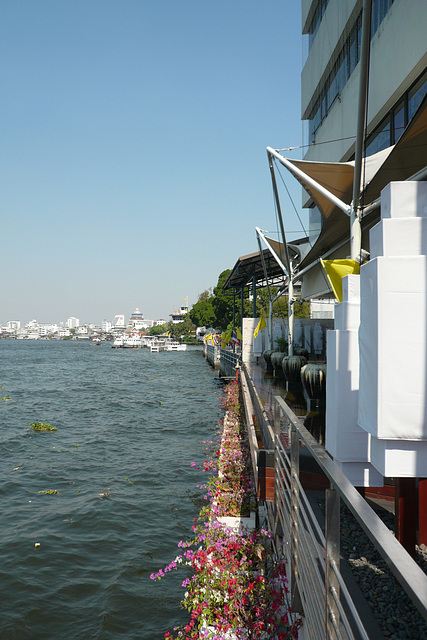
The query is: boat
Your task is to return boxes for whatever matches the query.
[123,331,143,348]
[165,341,187,351]
[112,334,125,348]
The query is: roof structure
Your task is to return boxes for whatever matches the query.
[222,238,305,293]
[273,94,427,272]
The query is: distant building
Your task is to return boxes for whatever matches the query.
[102,320,112,332]
[7,321,20,331]
[170,304,189,324]
[310,299,335,319]
[128,308,145,330]
[67,317,80,329]
[112,314,125,329]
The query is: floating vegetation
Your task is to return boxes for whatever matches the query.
[1,396,12,401]
[38,489,60,495]
[98,491,111,500]
[30,422,57,432]
[125,477,134,485]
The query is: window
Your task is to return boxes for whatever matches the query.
[392,101,406,144]
[306,1,395,141]
[408,74,427,121]
[308,0,330,50]
[365,118,391,157]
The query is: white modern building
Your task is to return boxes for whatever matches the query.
[112,314,125,329]
[302,0,427,162]
[7,321,20,331]
[296,0,427,299]
[170,304,189,324]
[67,317,80,329]
[284,0,427,489]
[102,320,112,332]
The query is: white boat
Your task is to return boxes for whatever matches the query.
[149,338,187,352]
[123,332,143,348]
[112,335,125,348]
[165,341,187,351]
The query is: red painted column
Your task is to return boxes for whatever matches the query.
[395,478,417,558]
[418,479,427,546]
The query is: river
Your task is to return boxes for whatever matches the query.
[0,340,222,639]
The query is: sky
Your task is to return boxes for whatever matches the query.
[1,1,307,326]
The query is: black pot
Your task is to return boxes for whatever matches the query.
[282,355,307,382]
[263,349,275,372]
[271,351,287,371]
[300,362,327,399]
[294,347,309,359]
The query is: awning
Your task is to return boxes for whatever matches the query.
[277,93,427,270]
[222,240,303,292]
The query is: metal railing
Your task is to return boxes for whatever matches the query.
[271,395,427,640]
[206,344,220,369]
[219,349,241,378]
[241,363,275,450]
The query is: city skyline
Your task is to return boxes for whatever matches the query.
[1,307,169,329]
[1,2,305,323]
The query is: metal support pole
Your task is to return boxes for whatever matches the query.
[240,286,244,342]
[269,300,273,350]
[326,487,341,638]
[351,0,372,260]
[252,274,256,318]
[288,270,294,356]
[290,425,302,612]
[232,291,236,354]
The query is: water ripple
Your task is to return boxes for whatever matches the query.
[0,341,222,639]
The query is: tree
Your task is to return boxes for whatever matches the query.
[168,314,196,341]
[189,290,215,328]
[254,287,310,319]
[148,323,169,336]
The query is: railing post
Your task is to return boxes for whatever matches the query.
[290,424,302,612]
[273,400,281,546]
[326,487,341,638]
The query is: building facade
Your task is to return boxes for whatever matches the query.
[302,0,427,164]
[298,0,427,298]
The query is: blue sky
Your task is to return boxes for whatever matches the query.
[2,1,306,325]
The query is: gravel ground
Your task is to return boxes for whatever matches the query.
[317,497,427,640]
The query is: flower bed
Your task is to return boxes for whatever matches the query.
[151,381,300,639]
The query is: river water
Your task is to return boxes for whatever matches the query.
[0,340,222,640]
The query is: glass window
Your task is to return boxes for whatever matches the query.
[408,76,427,121]
[393,101,405,144]
[327,73,338,109]
[336,55,347,93]
[357,16,363,63]
[365,118,391,157]
[348,30,357,77]
[371,0,380,37]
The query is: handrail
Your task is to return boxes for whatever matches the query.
[275,395,427,622]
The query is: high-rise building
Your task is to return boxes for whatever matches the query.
[112,314,125,329]
[296,0,427,298]
[128,308,145,330]
[67,317,80,329]
[302,0,427,163]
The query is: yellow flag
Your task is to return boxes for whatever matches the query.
[222,329,232,347]
[236,327,242,340]
[254,313,267,338]
[320,259,360,302]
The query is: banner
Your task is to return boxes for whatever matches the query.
[320,259,360,302]
[254,313,267,338]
